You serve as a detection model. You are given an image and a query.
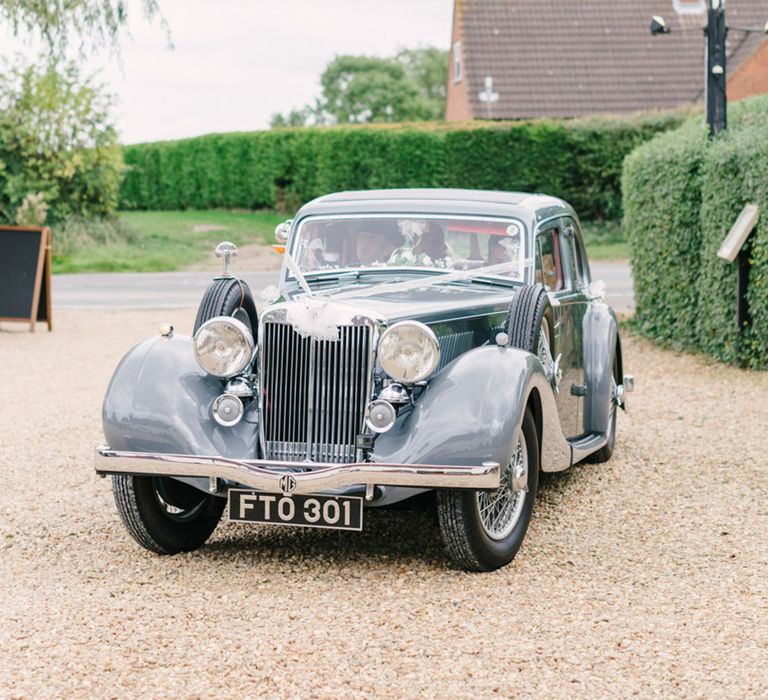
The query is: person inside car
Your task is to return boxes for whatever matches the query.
[355,220,404,266]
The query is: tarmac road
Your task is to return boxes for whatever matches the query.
[52,261,634,313]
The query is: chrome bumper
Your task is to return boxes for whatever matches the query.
[94,446,501,495]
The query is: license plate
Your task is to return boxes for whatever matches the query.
[227,490,363,532]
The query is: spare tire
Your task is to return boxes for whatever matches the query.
[194,277,259,337]
[505,284,554,376]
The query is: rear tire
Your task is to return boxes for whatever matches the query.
[437,408,539,572]
[194,277,258,335]
[112,475,224,554]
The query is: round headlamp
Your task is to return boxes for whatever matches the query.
[378,321,440,384]
[193,316,254,379]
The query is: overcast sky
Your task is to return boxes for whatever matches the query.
[2,0,453,144]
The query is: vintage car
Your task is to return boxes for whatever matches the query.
[95,189,633,571]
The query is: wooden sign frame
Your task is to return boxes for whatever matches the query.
[0,225,53,332]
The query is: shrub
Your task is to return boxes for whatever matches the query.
[119,111,684,220]
[622,120,707,348]
[0,59,122,224]
[623,94,768,368]
[697,98,768,368]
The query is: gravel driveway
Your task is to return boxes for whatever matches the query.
[1,309,766,697]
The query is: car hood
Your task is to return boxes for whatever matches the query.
[272,281,518,327]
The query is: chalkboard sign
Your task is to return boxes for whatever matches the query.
[0,226,53,332]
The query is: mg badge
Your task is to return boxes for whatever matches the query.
[279,474,297,495]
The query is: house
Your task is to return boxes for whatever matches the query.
[446,0,768,120]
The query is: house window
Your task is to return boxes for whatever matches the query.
[453,41,462,83]
[672,0,706,15]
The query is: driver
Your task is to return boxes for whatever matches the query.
[355,220,404,266]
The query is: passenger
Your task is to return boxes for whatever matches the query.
[412,223,450,265]
[355,220,404,266]
[487,234,520,276]
[487,236,512,265]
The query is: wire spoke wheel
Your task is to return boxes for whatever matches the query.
[437,407,539,572]
[476,433,527,540]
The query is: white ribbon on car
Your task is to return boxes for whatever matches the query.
[328,258,536,301]
[285,298,342,342]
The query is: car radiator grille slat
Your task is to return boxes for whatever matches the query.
[262,322,372,463]
[437,330,475,372]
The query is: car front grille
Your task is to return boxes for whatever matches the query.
[261,321,373,463]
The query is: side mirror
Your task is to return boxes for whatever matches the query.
[274,219,293,243]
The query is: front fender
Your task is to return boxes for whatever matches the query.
[102,334,259,458]
[373,345,571,473]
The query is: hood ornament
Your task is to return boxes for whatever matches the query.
[215,241,238,276]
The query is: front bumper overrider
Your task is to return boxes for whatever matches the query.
[94,446,501,496]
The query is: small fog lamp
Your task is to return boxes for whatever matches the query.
[212,393,244,427]
[366,399,397,433]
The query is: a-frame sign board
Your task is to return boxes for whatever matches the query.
[0,226,53,332]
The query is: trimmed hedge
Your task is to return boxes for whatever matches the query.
[623,121,707,347]
[119,112,684,221]
[623,95,768,368]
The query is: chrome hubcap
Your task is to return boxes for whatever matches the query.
[477,433,528,540]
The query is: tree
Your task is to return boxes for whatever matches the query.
[0,58,123,223]
[318,55,426,124]
[271,47,449,127]
[270,106,313,129]
[396,47,448,121]
[0,0,167,56]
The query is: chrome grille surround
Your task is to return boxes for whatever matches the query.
[259,303,378,464]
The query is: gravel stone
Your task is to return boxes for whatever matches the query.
[1,309,767,697]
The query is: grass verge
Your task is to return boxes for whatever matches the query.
[581,220,629,261]
[52,210,285,274]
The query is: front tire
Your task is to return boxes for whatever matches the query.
[437,408,539,572]
[112,475,225,554]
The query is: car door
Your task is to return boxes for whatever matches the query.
[534,220,587,439]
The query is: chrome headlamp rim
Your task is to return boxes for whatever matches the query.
[378,320,440,384]
[193,315,255,379]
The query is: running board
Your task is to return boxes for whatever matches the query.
[569,433,608,464]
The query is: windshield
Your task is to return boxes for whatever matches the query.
[290,215,529,282]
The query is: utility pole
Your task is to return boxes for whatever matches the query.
[706,0,727,137]
[650,0,768,138]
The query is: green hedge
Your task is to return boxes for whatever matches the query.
[120,112,684,221]
[623,95,768,368]
[623,121,707,347]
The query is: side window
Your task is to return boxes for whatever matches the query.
[562,219,589,291]
[452,41,462,83]
[534,229,564,292]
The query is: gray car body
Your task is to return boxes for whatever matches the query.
[102,189,622,505]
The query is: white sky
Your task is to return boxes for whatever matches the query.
[2,0,454,144]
